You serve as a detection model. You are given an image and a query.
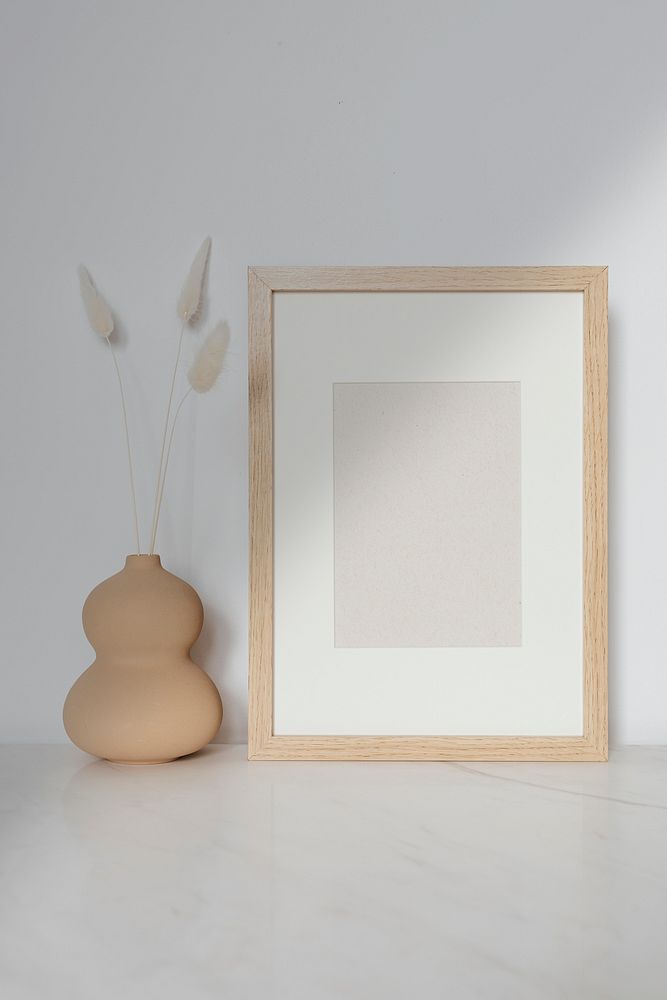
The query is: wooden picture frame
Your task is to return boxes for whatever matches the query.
[248,267,607,761]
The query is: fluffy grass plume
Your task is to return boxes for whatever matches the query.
[177,237,211,323]
[77,264,140,551]
[78,265,114,337]
[188,321,230,393]
[151,236,212,549]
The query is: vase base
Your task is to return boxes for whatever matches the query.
[105,757,178,765]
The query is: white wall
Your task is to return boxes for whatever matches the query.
[1,0,665,746]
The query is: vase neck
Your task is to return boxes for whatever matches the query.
[124,555,162,570]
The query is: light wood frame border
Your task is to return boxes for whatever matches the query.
[248,267,608,761]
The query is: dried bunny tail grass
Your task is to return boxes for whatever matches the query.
[150,388,191,554]
[107,339,142,554]
[150,236,211,552]
[150,321,230,553]
[77,263,140,551]
[187,321,229,393]
[177,237,211,323]
[150,321,230,555]
[78,265,114,337]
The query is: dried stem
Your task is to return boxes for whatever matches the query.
[107,339,141,554]
[149,322,185,554]
[150,388,193,554]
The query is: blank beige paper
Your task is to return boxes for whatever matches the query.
[333,382,522,648]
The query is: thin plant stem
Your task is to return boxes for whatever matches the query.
[149,321,185,554]
[150,388,193,554]
[107,339,141,554]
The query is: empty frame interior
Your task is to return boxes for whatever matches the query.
[333,380,522,648]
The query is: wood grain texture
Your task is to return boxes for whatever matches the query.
[583,268,609,760]
[249,736,607,762]
[250,265,604,292]
[248,270,273,758]
[247,266,608,761]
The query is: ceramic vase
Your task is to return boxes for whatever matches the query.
[63,555,223,764]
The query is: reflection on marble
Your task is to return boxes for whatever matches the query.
[1,745,666,999]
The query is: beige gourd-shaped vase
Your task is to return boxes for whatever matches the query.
[63,555,223,764]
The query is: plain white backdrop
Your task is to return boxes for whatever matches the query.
[0,0,665,745]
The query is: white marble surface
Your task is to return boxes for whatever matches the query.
[1,745,666,999]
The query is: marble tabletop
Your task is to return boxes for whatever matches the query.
[1,744,666,999]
